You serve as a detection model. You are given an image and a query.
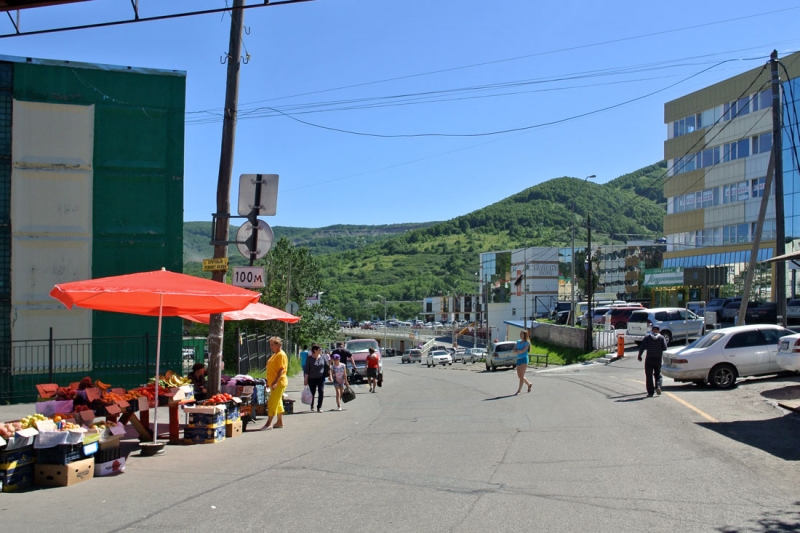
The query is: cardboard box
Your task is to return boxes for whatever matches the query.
[95,456,125,477]
[185,405,226,428]
[1,464,34,492]
[254,404,266,416]
[35,383,59,399]
[99,435,121,451]
[183,426,225,445]
[35,457,94,488]
[225,420,242,438]
[225,405,240,424]
[179,384,194,400]
[0,446,36,470]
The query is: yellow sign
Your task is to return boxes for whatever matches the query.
[202,257,229,272]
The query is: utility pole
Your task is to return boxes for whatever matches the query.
[523,247,527,334]
[586,214,593,353]
[207,0,245,396]
[771,50,787,327]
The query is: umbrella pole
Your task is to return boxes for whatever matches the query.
[153,294,163,444]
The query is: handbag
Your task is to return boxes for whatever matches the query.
[300,386,313,405]
[377,373,383,387]
[342,386,356,403]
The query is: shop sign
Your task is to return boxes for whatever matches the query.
[643,267,684,287]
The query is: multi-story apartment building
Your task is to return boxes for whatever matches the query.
[596,242,665,299]
[662,51,800,302]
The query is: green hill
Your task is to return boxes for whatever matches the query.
[182,161,668,319]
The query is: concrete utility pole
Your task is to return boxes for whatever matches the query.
[208,0,245,396]
[586,214,593,353]
[771,50,787,327]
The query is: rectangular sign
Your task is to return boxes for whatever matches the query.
[232,266,265,288]
[643,267,684,287]
[202,257,229,272]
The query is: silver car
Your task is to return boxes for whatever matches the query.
[401,349,422,363]
[452,348,467,362]
[485,341,518,371]
[462,348,485,364]
[787,299,800,324]
[427,350,452,367]
[626,307,705,345]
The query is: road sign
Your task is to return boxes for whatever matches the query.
[238,174,278,218]
[236,220,274,261]
[285,301,299,315]
[202,257,229,272]
[232,266,265,288]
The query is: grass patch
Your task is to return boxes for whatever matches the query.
[528,339,607,366]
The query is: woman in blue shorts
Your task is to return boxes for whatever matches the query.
[514,330,533,395]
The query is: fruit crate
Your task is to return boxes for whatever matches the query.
[94,446,121,464]
[187,411,225,428]
[183,426,225,445]
[225,404,240,424]
[37,442,98,465]
[1,464,34,492]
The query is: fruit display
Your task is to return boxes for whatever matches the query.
[54,387,76,401]
[204,393,233,406]
[149,373,191,388]
[90,421,119,431]
[94,380,112,391]
[123,389,143,401]
[20,414,48,429]
[78,376,94,390]
[73,405,91,413]
[101,391,124,404]
[0,421,22,439]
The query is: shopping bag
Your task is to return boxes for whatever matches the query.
[300,386,313,405]
[342,386,356,404]
[377,373,383,388]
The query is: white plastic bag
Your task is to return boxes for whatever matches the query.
[300,386,312,405]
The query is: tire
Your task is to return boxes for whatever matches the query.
[708,364,737,389]
[615,322,627,330]
[427,363,431,368]
[448,363,452,366]
[490,364,496,372]
[662,331,673,345]
[485,363,491,371]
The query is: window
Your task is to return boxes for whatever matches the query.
[723,184,733,204]
[736,181,749,202]
[737,96,750,117]
[753,133,772,154]
[757,88,772,111]
[654,312,669,321]
[685,114,695,133]
[752,177,766,198]
[738,138,750,158]
[725,331,766,349]
[723,141,737,162]
[724,100,736,121]
[737,223,749,243]
[761,328,792,345]
[684,192,696,211]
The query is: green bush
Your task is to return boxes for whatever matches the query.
[528,339,606,366]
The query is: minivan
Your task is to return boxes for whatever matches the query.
[626,308,705,345]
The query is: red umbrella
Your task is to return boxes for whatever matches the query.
[50,269,260,444]
[181,302,300,324]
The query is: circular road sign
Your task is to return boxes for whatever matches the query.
[236,220,274,260]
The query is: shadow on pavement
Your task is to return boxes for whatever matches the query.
[698,416,800,461]
[761,384,800,402]
[612,393,649,402]
[716,501,800,532]
[483,394,518,401]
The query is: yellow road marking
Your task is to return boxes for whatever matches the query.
[624,379,718,423]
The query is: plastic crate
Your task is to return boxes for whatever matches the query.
[0,446,36,470]
[36,442,97,465]
[1,464,34,492]
[94,446,121,464]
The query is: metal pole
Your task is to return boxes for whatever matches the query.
[586,214,593,353]
[144,332,150,383]
[48,327,54,383]
[571,175,595,326]
[771,50,787,327]
[523,247,527,332]
[208,0,245,396]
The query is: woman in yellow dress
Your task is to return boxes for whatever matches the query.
[262,336,288,430]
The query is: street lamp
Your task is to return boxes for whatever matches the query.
[571,174,596,326]
[376,294,387,352]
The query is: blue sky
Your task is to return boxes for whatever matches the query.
[2,0,800,227]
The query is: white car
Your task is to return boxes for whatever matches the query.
[462,348,485,364]
[427,350,452,367]
[661,325,794,389]
[627,307,705,345]
[452,348,467,362]
[776,333,800,372]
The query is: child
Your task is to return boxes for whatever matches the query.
[330,353,349,411]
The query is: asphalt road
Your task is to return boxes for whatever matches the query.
[5,354,800,532]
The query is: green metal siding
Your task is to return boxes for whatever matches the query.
[11,62,186,393]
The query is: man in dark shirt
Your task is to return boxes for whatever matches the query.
[638,325,668,397]
[332,342,354,377]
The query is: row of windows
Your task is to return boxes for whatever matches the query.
[663,248,773,268]
[671,88,772,138]
[671,133,772,176]
[667,219,777,250]
[669,178,768,214]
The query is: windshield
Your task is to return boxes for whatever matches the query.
[694,331,726,349]
[494,343,515,352]
[629,312,649,323]
[346,340,379,353]
[708,299,726,306]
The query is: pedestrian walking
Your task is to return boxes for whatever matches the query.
[637,325,668,397]
[304,344,331,412]
[366,347,380,393]
[513,330,533,395]
[261,336,288,430]
[299,345,309,369]
[332,342,355,377]
[330,354,349,410]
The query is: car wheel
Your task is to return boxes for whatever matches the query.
[615,322,627,330]
[662,331,673,345]
[709,364,737,389]
[485,363,491,371]
[427,363,431,368]
[448,363,452,366]
[490,364,496,372]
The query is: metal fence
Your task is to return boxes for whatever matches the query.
[1,331,187,404]
[236,329,270,376]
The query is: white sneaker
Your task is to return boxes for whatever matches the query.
[337,407,342,411]
[656,387,661,396]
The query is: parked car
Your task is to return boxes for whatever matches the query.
[603,307,643,330]
[401,349,422,363]
[788,299,800,324]
[704,298,739,324]
[427,350,452,367]
[662,325,794,388]
[555,310,570,325]
[345,339,382,382]
[720,301,758,323]
[462,348,485,364]
[452,348,467,362]
[591,307,611,326]
[626,307,705,345]
[746,302,778,324]
[485,341,518,371]
[776,332,800,372]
